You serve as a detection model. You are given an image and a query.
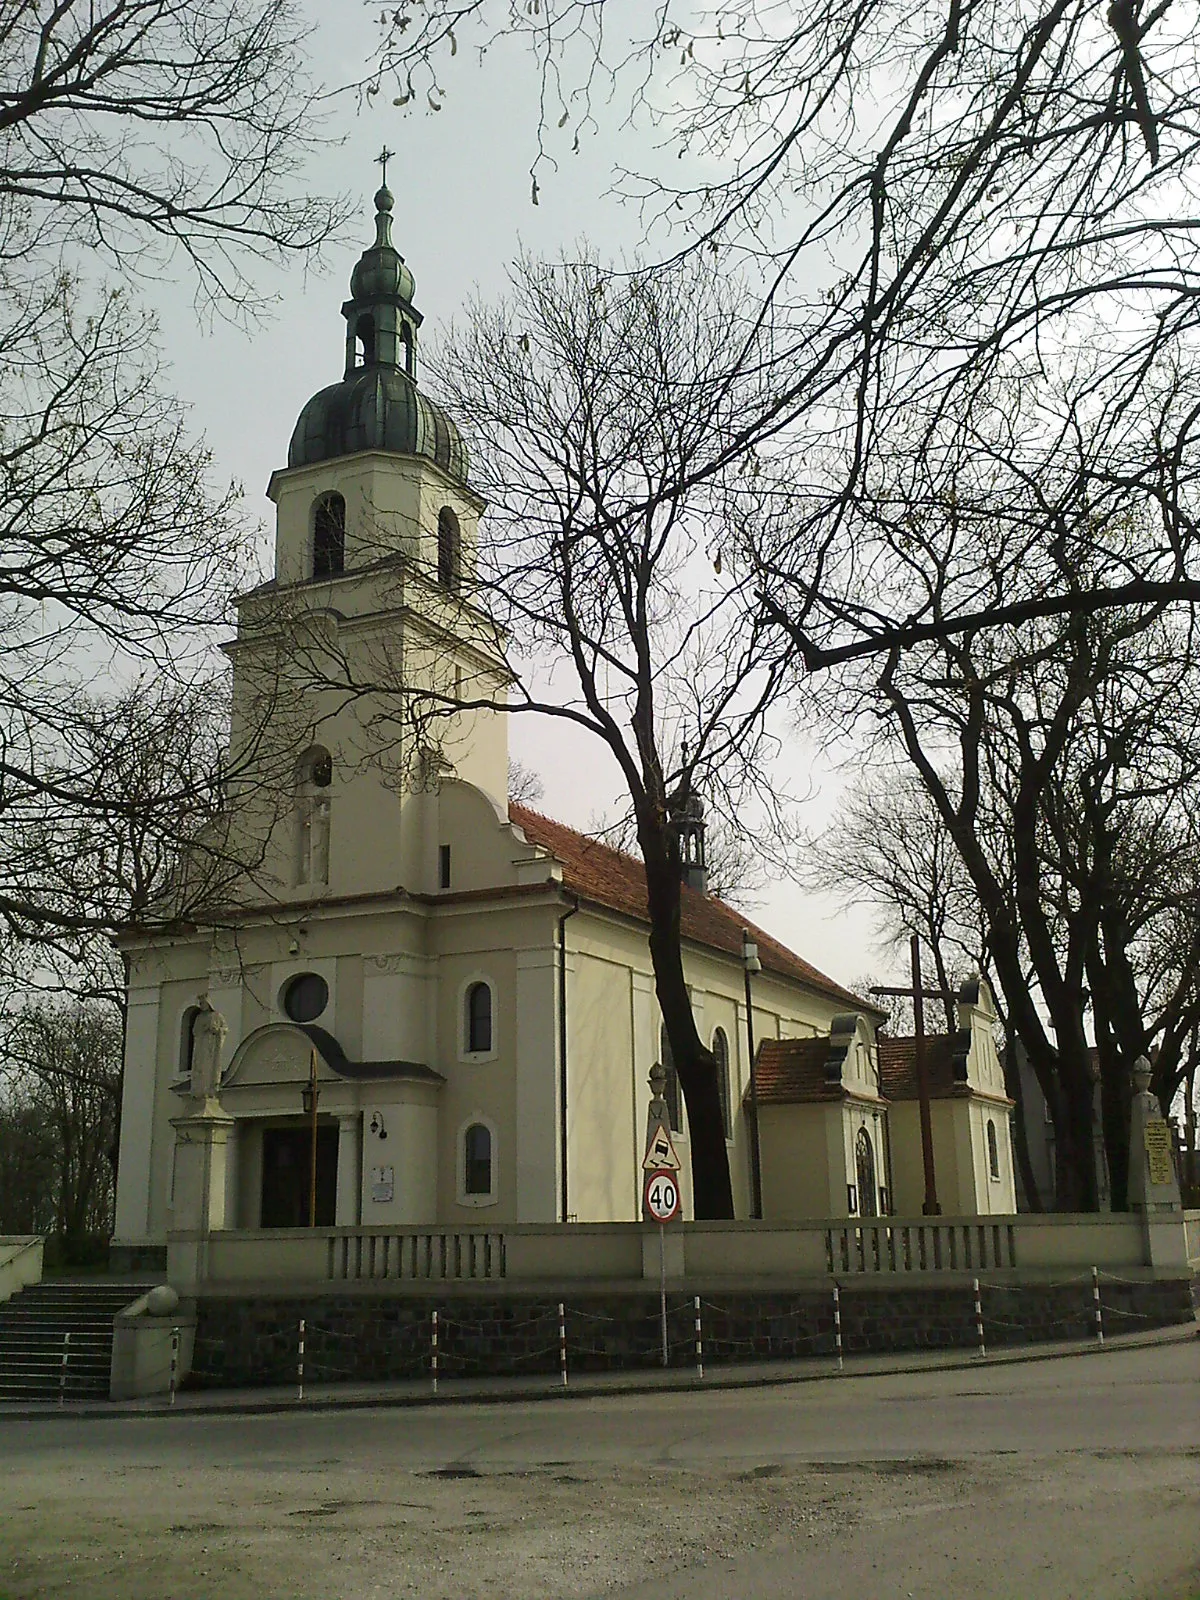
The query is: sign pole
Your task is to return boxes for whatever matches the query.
[307,1048,319,1228]
[659,1222,668,1367]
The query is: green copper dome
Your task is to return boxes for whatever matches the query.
[289,367,469,478]
[287,182,468,480]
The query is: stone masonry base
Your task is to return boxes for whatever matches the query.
[187,1276,1197,1389]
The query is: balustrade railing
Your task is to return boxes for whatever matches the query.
[825,1219,1018,1275]
[326,1229,506,1283]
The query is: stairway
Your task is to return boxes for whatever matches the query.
[0,1281,153,1401]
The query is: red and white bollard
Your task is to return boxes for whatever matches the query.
[169,1325,179,1407]
[832,1284,844,1372]
[1092,1266,1105,1346]
[58,1331,70,1406]
[693,1296,704,1380]
[431,1309,439,1395]
[297,1318,306,1401]
[973,1278,986,1358]
[558,1302,568,1388]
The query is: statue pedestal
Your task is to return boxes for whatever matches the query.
[1128,1057,1185,1274]
[168,1098,235,1289]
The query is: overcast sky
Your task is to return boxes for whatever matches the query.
[144,5,888,996]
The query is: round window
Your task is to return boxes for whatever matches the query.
[283,972,328,1023]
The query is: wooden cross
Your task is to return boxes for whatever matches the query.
[870,935,946,1215]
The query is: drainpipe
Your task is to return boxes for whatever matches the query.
[558,893,580,1222]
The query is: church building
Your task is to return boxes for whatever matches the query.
[111,180,1014,1269]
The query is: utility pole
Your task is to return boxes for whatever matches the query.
[301,1048,320,1227]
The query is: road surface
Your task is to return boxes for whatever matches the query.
[1,1338,1198,1598]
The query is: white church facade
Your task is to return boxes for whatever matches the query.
[111,182,1016,1270]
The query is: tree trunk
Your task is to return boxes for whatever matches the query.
[639,817,735,1219]
[1053,1050,1100,1211]
[1001,1024,1043,1212]
[1096,1036,1129,1211]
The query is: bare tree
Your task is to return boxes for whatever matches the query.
[0,1,340,297]
[507,758,546,807]
[377,0,1200,650]
[811,771,1050,1206]
[0,1002,122,1256]
[0,2,342,980]
[815,581,1200,1209]
[804,772,979,1034]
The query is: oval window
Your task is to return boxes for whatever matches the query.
[283,972,329,1023]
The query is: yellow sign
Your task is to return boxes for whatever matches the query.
[1144,1119,1174,1188]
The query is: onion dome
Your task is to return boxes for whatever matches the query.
[287,180,468,481]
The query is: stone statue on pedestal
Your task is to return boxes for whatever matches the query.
[1127,1055,1181,1212]
[189,997,228,1100]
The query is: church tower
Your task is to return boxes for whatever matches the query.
[225,171,509,904]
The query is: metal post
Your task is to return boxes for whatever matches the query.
[1092,1266,1105,1346]
[169,1326,179,1407]
[911,934,941,1215]
[297,1318,306,1402]
[307,1048,319,1229]
[973,1277,986,1358]
[431,1309,439,1395]
[832,1284,844,1372]
[558,1302,568,1387]
[58,1331,70,1406]
[659,1223,668,1368]
[693,1295,704,1380]
[743,931,763,1220]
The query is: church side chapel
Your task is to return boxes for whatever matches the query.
[112,176,1017,1271]
[878,978,1017,1216]
[753,979,1017,1222]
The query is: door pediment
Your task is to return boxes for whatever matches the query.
[224,1023,338,1089]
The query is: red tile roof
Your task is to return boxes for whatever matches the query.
[753,1037,844,1103]
[510,803,870,1011]
[877,1034,966,1099]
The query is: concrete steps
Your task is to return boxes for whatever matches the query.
[0,1281,153,1400]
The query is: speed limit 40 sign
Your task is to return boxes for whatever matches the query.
[644,1168,681,1224]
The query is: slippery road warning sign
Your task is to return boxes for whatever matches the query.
[642,1121,681,1172]
[644,1169,681,1224]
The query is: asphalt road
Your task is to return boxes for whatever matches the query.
[2,1338,1198,1599]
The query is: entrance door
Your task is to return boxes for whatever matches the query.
[260,1125,338,1228]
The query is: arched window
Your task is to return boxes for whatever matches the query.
[355,312,376,366]
[313,493,345,578]
[855,1126,878,1217]
[401,323,415,378]
[464,1123,492,1196]
[712,1028,731,1138]
[295,746,333,886]
[660,1023,681,1133]
[466,982,493,1054]
[987,1118,1000,1180]
[437,506,460,591]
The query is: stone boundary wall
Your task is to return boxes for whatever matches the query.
[188,1276,1196,1389]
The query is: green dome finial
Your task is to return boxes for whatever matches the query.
[284,159,468,483]
[374,183,394,248]
[374,147,396,248]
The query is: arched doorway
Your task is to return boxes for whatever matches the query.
[856,1126,878,1218]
